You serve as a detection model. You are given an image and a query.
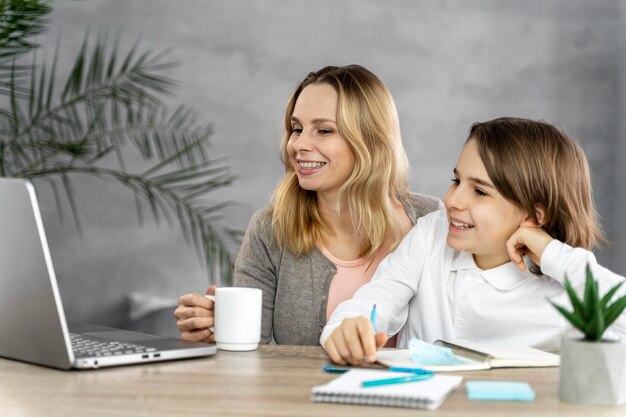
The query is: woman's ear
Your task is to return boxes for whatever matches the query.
[519,204,546,228]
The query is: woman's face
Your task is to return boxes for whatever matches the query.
[287,83,355,201]
[444,139,529,270]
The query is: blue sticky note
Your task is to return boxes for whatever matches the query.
[466,381,535,402]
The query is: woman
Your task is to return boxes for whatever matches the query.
[174,65,441,345]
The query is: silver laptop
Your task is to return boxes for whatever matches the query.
[0,178,217,369]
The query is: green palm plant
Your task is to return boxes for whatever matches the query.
[1,0,240,283]
[550,264,626,341]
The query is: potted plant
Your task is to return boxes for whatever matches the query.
[1,1,240,283]
[550,265,626,405]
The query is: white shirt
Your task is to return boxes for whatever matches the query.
[320,210,626,352]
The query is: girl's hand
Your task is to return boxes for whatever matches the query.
[506,226,554,271]
[323,316,388,366]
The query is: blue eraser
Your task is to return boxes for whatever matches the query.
[466,381,535,402]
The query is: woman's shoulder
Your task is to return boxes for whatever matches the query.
[246,207,275,237]
[398,192,444,223]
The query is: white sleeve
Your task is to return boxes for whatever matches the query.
[319,210,439,346]
[541,240,626,340]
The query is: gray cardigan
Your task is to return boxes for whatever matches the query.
[234,193,443,345]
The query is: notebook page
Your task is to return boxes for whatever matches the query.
[376,348,490,371]
[455,342,560,367]
[311,369,462,410]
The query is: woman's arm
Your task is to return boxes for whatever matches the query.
[234,209,281,344]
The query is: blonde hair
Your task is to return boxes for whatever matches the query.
[269,65,410,258]
[469,117,606,255]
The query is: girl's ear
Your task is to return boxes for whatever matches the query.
[534,205,546,226]
[519,205,546,228]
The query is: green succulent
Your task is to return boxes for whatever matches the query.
[550,264,626,341]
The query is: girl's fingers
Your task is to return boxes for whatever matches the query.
[324,339,347,365]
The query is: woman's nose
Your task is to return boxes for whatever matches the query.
[293,130,313,151]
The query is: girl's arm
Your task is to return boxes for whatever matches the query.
[507,227,626,339]
[541,240,626,339]
[320,210,444,364]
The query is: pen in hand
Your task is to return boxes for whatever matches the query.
[363,304,378,364]
[370,303,377,332]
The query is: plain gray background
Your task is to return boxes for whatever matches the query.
[33,0,625,332]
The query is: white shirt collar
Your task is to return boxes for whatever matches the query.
[450,250,475,271]
[450,250,532,291]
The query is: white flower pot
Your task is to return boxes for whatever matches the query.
[559,338,626,405]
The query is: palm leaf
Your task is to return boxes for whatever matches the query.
[1,20,240,284]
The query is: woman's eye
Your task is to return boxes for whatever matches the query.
[450,178,460,185]
[291,127,302,135]
[318,129,333,135]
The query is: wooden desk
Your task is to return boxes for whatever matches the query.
[0,345,623,416]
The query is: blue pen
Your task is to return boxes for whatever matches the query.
[370,303,377,332]
[322,364,350,374]
[388,367,434,376]
[362,373,434,388]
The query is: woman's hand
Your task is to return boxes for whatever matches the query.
[323,316,388,366]
[174,285,217,343]
[506,226,554,272]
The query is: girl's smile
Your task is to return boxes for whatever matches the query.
[444,139,529,270]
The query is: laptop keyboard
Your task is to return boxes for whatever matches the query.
[70,333,156,357]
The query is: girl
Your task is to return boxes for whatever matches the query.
[321,117,626,365]
[175,65,441,345]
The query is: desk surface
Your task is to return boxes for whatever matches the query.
[0,345,623,416]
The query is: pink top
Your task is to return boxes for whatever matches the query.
[321,245,390,320]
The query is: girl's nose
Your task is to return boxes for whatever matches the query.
[444,185,466,211]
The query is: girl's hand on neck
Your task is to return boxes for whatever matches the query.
[505,225,555,272]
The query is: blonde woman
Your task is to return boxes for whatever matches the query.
[175,65,441,345]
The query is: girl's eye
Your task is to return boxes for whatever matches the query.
[318,129,333,135]
[291,127,302,135]
[474,188,488,197]
[450,178,460,185]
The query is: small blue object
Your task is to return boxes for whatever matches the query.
[388,367,434,376]
[322,365,349,374]
[408,338,467,366]
[362,373,434,388]
[466,381,536,401]
[370,304,377,332]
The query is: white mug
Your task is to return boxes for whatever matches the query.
[205,287,262,351]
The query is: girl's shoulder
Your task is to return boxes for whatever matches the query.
[398,192,444,223]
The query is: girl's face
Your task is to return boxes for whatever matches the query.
[444,139,529,270]
[287,84,355,201]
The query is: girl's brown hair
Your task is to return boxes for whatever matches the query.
[269,65,409,258]
[469,117,606,252]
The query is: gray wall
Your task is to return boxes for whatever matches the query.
[37,0,625,330]
[617,0,626,288]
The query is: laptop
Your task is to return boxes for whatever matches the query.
[0,178,217,369]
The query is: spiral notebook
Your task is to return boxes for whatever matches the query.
[376,340,560,372]
[311,369,462,410]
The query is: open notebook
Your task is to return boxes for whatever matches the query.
[376,340,560,372]
[311,369,462,410]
